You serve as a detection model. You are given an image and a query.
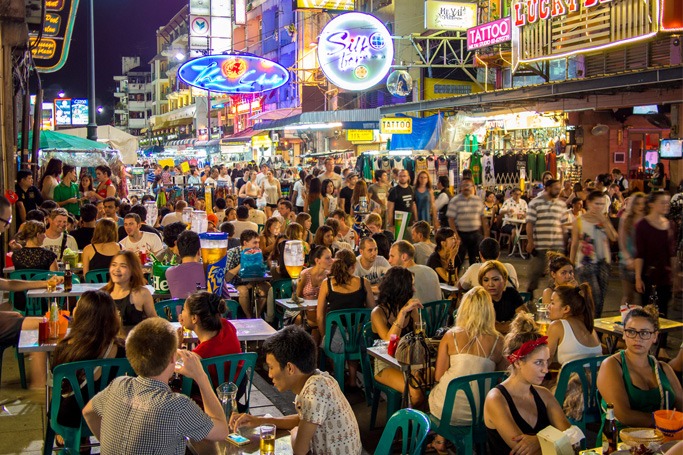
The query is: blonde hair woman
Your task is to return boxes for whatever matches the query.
[82,218,120,274]
[429,286,507,425]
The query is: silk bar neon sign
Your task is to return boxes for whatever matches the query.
[513,0,613,27]
[177,54,289,94]
[317,12,394,91]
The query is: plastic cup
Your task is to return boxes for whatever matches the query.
[654,409,683,441]
[38,321,49,343]
[259,424,276,454]
[199,233,228,295]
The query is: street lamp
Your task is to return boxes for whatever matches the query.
[58,91,65,98]
[97,106,104,114]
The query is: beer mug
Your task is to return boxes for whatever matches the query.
[199,233,228,295]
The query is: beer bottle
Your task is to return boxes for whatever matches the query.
[63,264,73,292]
[602,403,618,454]
[447,259,456,286]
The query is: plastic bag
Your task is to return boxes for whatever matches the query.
[239,248,267,278]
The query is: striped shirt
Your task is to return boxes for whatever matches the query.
[446,194,484,232]
[526,195,568,250]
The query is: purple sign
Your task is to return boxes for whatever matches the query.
[467,17,512,50]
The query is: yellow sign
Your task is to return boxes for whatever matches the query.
[347,130,374,142]
[295,0,354,11]
[158,158,175,168]
[180,161,190,173]
[380,118,413,134]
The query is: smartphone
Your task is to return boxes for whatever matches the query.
[226,433,250,446]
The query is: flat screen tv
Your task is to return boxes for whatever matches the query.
[660,139,683,160]
[633,105,659,114]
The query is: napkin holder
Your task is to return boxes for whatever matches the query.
[538,426,574,455]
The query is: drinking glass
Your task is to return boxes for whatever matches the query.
[259,424,276,455]
[283,240,305,301]
[414,320,427,335]
[46,274,59,292]
[216,382,238,422]
[536,303,550,336]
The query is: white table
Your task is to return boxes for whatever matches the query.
[367,343,400,369]
[26,283,109,298]
[502,217,527,258]
[439,283,459,296]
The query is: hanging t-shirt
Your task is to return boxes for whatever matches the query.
[448,157,460,189]
[427,156,437,185]
[536,152,547,177]
[464,134,479,153]
[415,157,428,177]
[516,153,527,175]
[403,158,415,183]
[482,154,496,187]
[436,157,449,178]
[546,152,557,178]
[527,153,538,182]
[392,157,404,171]
[459,153,471,178]
[469,153,482,184]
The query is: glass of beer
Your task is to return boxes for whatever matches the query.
[199,233,229,294]
[259,424,276,455]
[283,241,305,302]
[46,274,59,292]
[536,304,550,336]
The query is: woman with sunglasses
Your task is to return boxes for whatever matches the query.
[596,305,682,436]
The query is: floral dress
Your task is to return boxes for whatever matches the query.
[575,216,611,317]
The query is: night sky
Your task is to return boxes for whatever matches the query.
[40,0,188,122]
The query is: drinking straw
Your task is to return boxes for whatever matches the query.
[418,310,423,332]
[666,391,669,411]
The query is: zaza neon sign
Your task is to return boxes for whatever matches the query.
[177,54,289,94]
[513,0,613,27]
[317,12,394,91]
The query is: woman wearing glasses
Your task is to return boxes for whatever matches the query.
[596,305,682,436]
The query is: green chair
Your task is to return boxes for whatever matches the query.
[519,292,532,304]
[374,409,431,455]
[322,308,372,393]
[360,322,402,428]
[31,272,81,316]
[46,357,135,454]
[257,224,265,234]
[0,342,26,389]
[223,299,241,319]
[8,269,44,313]
[429,371,507,454]
[419,300,451,337]
[554,355,608,433]
[84,268,110,283]
[271,279,293,329]
[155,298,184,322]
[181,352,258,412]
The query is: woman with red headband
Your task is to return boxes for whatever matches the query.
[484,313,571,454]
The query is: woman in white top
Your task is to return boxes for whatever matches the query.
[429,286,507,425]
[260,170,281,218]
[238,171,261,200]
[570,190,617,318]
[321,179,338,214]
[546,283,602,365]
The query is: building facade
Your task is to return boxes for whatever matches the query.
[113,56,153,137]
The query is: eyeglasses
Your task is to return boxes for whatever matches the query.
[0,215,12,227]
[624,329,656,340]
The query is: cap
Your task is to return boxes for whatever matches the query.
[207,213,218,225]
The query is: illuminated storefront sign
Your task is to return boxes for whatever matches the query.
[425,1,477,31]
[54,98,72,125]
[71,98,89,125]
[294,0,355,11]
[347,129,374,142]
[178,54,289,94]
[380,118,412,134]
[513,0,611,27]
[29,0,80,72]
[467,17,512,50]
[317,13,394,91]
[231,99,262,114]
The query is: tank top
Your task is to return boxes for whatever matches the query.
[114,292,146,327]
[575,217,611,267]
[326,277,367,313]
[299,267,325,300]
[89,244,119,271]
[428,331,498,425]
[262,179,279,204]
[556,319,602,364]
[487,384,551,453]
[415,188,431,222]
[96,180,112,199]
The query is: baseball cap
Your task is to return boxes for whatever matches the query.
[207,213,218,225]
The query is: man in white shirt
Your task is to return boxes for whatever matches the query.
[388,240,441,304]
[42,208,78,259]
[354,237,390,286]
[410,221,435,265]
[204,167,219,186]
[459,238,519,291]
[120,213,164,255]
[319,158,342,195]
[160,200,187,227]
[230,206,258,239]
[498,188,528,241]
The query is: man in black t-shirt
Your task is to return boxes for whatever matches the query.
[386,169,417,241]
[70,203,97,249]
[338,173,357,214]
[15,170,43,223]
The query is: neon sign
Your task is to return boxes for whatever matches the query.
[513,0,613,27]
[177,54,290,94]
[467,17,512,50]
[317,12,394,91]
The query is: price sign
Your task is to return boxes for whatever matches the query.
[380,118,413,134]
[347,130,374,142]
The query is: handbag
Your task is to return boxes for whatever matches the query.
[395,330,436,408]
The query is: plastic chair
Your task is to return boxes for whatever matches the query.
[257,224,265,234]
[46,357,135,454]
[155,298,184,322]
[181,352,257,412]
[554,355,608,433]
[519,292,532,304]
[8,269,44,313]
[374,409,431,455]
[271,279,293,329]
[419,300,451,337]
[0,343,26,389]
[322,308,372,393]
[429,371,507,454]
[223,299,241,319]
[360,322,402,429]
[84,268,110,283]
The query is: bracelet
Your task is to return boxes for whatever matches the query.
[392,321,402,329]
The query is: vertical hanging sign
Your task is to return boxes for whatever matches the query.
[29,0,80,73]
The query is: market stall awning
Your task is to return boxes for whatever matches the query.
[165,138,197,147]
[250,107,302,121]
[152,121,170,131]
[195,139,220,147]
[168,118,193,128]
[253,108,380,130]
[221,127,266,142]
[19,130,108,152]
